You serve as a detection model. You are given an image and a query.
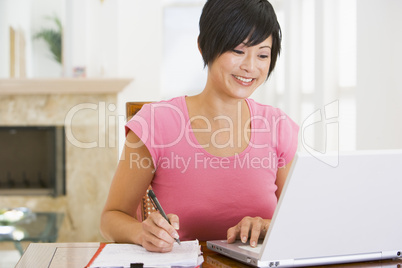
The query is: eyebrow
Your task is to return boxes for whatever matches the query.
[240,42,272,50]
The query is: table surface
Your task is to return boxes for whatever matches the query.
[0,212,64,243]
[0,212,64,254]
[15,241,402,268]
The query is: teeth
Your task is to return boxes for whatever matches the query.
[234,75,253,83]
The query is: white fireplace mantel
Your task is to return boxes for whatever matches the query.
[0,78,133,95]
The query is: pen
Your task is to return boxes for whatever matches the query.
[148,189,181,245]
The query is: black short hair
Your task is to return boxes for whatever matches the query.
[198,0,281,79]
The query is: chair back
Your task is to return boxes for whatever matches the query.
[126,102,150,121]
[126,102,155,221]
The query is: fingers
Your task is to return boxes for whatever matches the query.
[238,219,252,243]
[249,221,262,247]
[227,217,271,247]
[226,226,237,244]
[167,213,180,230]
[141,212,180,252]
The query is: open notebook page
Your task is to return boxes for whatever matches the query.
[87,240,202,268]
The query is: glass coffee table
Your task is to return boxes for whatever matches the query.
[0,208,64,255]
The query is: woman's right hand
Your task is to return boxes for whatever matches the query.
[140,212,180,252]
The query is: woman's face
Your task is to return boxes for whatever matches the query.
[206,35,273,100]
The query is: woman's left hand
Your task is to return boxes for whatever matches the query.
[227,217,271,247]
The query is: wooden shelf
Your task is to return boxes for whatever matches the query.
[0,78,133,95]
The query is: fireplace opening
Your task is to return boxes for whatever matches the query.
[0,126,65,196]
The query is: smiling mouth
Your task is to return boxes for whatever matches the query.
[233,75,254,83]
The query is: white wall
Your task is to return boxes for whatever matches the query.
[64,0,118,78]
[356,0,402,150]
[0,0,65,78]
[0,0,10,78]
[31,0,63,77]
[116,0,163,102]
[0,0,32,78]
[162,5,207,99]
[116,0,165,152]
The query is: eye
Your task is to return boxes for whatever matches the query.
[232,49,244,55]
[259,54,270,59]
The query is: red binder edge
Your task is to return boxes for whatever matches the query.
[85,242,107,268]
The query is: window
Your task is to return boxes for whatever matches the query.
[162,2,206,99]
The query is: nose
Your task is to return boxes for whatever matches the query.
[240,54,256,73]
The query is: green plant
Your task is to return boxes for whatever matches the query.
[33,15,62,64]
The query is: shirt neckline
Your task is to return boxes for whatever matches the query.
[179,95,255,159]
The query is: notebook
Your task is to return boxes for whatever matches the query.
[207,150,402,267]
[86,240,203,267]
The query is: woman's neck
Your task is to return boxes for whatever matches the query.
[187,90,248,119]
[185,91,252,157]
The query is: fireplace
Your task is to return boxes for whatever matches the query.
[0,79,130,242]
[0,126,65,196]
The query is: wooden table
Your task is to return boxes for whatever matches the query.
[15,242,402,268]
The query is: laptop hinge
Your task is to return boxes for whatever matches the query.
[257,251,401,267]
[293,252,382,267]
[258,259,294,267]
[382,250,402,260]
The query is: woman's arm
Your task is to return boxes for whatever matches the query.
[226,158,294,247]
[275,158,294,200]
[100,130,180,252]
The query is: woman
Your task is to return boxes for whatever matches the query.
[100,0,298,253]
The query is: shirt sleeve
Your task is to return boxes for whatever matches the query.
[125,104,160,168]
[276,111,299,166]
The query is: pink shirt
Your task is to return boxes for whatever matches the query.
[126,96,299,241]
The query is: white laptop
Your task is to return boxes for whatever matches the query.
[207,150,402,267]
